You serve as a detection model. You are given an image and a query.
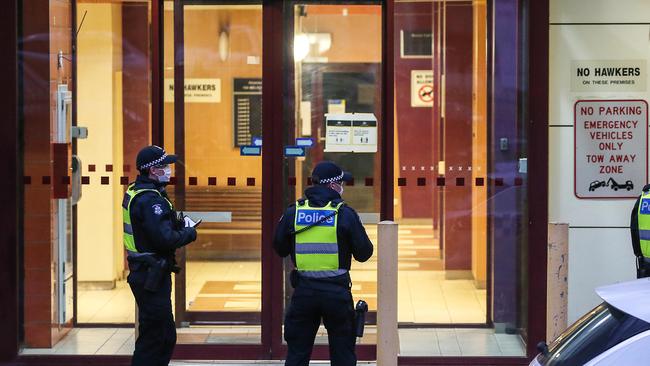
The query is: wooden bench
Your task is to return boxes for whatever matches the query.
[169,187,262,260]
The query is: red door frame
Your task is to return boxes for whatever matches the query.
[1,0,549,363]
[0,0,19,362]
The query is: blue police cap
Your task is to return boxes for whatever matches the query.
[136,145,177,171]
[311,161,352,184]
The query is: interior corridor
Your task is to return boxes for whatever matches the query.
[78,223,486,324]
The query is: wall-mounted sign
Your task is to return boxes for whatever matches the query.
[400,30,433,58]
[164,78,221,103]
[233,78,262,147]
[328,99,346,114]
[296,137,314,147]
[411,70,434,108]
[574,99,648,199]
[325,113,377,153]
[284,146,306,157]
[240,145,262,156]
[571,60,647,92]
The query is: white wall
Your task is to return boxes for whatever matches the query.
[77,4,124,283]
[549,0,650,323]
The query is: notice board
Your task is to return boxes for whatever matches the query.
[233,78,262,147]
[574,99,648,198]
[325,113,378,153]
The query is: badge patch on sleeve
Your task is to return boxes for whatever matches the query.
[152,204,164,215]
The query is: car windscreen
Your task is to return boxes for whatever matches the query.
[537,303,650,366]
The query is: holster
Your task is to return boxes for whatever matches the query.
[290,269,300,288]
[128,254,174,292]
[638,256,649,278]
[355,300,368,338]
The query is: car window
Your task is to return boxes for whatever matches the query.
[537,303,650,366]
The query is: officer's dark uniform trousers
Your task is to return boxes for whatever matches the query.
[128,266,175,366]
[284,274,357,366]
[124,175,196,366]
[274,185,373,366]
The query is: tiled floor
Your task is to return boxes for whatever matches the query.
[78,224,486,324]
[20,327,525,357]
[398,328,526,357]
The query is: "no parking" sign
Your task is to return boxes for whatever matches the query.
[411,70,434,107]
[574,99,648,199]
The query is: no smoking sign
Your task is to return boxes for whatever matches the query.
[418,84,434,103]
[411,70,434,107]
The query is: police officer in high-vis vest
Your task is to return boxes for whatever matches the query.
[631,184,650,278]
[124,145,198,366]
[273,161,374,366]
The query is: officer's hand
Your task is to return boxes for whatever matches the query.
[174,211,185,229]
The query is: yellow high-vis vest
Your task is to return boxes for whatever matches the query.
[293,200,344,272]
[638,190,650,258]
[122,183,173,253]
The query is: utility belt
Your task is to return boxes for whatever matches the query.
[127,252,180,292]
[636,256,650,278]
[290,270,351,292]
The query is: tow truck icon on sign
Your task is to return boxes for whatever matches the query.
[588,178,634,192]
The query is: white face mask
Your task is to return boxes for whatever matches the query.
[151,165,172,183]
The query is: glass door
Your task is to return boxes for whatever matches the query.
[280,2,383,360]
[169,0,385,358]
[168,1,264,345]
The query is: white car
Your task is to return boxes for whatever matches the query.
[531,278,650,366]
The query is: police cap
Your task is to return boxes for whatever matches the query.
[136,145,177,171]
[311,161,352,184]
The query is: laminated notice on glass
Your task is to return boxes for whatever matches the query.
[233,78,262,147]
[325,113,377,153]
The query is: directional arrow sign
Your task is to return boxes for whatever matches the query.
[284,146,306,157]
[240,145,262,156]
[252,137,263,146]
[296,137,314,147]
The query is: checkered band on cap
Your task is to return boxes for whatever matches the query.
[317,172,344,184]
[139,153,168,170]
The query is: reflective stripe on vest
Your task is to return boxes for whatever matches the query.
[122,183,173,253]
[638,191,650,257]
[293,200,344,272]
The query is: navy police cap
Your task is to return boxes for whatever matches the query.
[136,145,177,171]
[311,161,352,184]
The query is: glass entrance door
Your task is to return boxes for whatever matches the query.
[167,0,385,358]
[280,2,383,359]
[167,1,264,343]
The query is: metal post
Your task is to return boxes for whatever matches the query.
[377,220,398,365]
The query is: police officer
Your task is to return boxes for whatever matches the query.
[273,161,374,366]
[631,184,650,278]
[123,145,198,366]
